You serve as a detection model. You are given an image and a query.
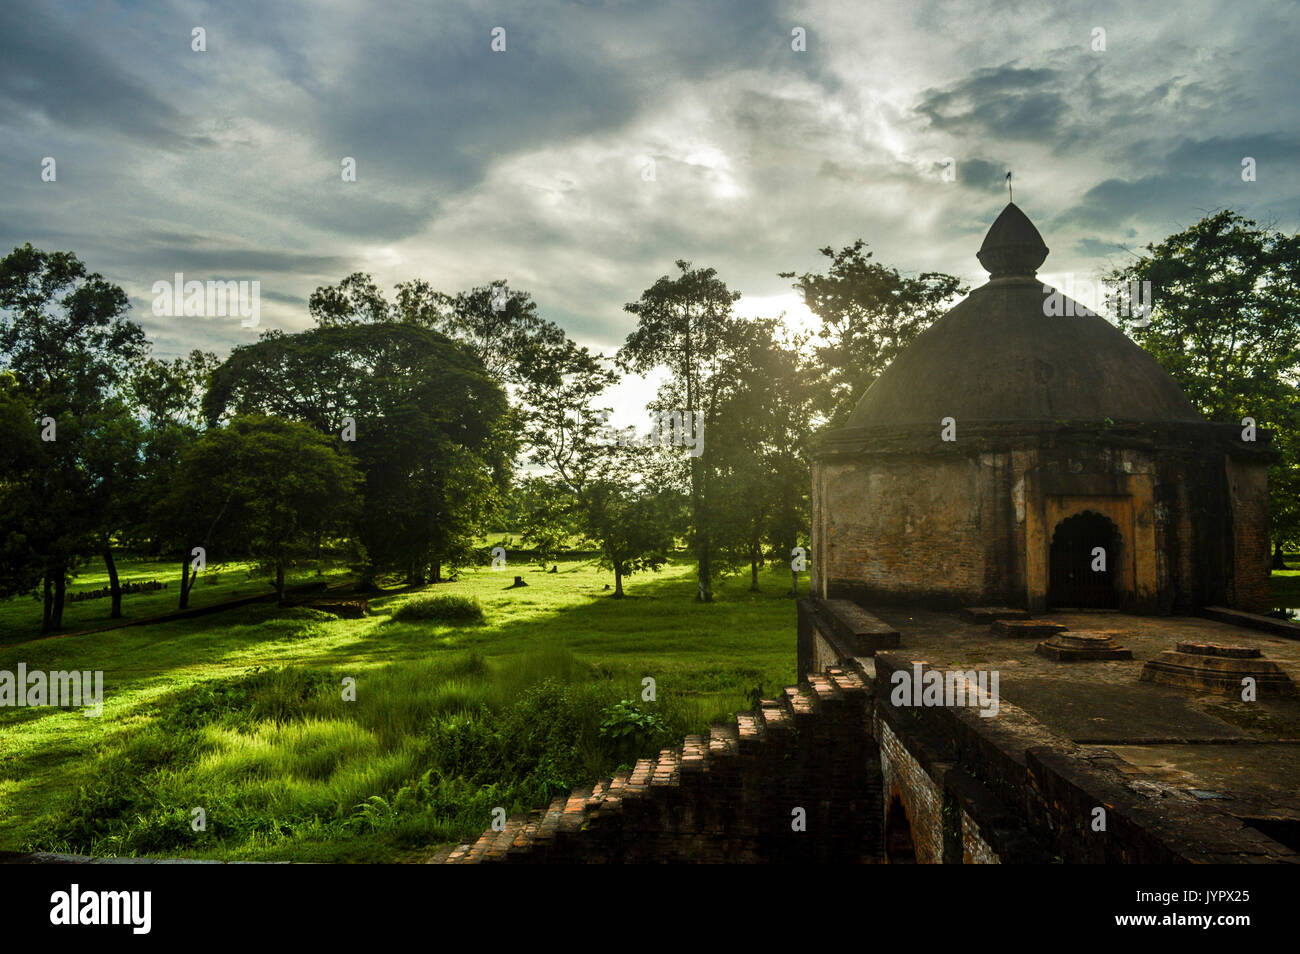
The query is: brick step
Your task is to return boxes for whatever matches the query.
[601,769,633,812]
[651,747,681,787]
[433,671,858,863]
[709,723,739,758]
[444,842,472,864]
[805,672,844,707]
[681,734,709,775]
[626,756,656,796]
[736,710,765,748]
[509,808,546,856]
[463,825,496,863]
[558,783,595,835]
[783,684,817,720]
[485,815,526,861]
[826,666,868,695]
[425,845,457,864]
[585,777,611,811]
[532,796,568,849]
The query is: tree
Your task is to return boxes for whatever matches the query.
[580,469,677,598]
[620,261,741,602]
[782,240,967,425]
[164,416,361,600]
[204,322,512,588]
[0,375,45,607]
[310,272,572,389]
[515,477,580,567]
[710,318,818,594]
[520,339,681,594]
[127,350,218,611]
[0,244,149,631]
[1108,211,1300,563]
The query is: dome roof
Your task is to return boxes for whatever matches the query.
[845,203,1202,428]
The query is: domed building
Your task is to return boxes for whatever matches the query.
[810,203,1274,614]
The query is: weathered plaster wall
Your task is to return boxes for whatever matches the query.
[812,424,1271,614]
[817,453,1009,606]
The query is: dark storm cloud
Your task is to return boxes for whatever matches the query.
[959,158,1011,191]
[916,65,1069,141]
[0,3,193,148]
[268,0,818,194]
[1,0,1297,373]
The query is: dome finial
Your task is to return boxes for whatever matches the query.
[977,202,1048,278]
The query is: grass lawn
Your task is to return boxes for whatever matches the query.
[0,555,798,862]
[1271,562,1300,610]
[0,557,354,646]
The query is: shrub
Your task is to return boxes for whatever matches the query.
[391,594,486,625]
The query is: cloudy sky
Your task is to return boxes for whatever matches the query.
[4,0,1298,419]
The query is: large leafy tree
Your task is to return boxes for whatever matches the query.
[782,240,967,425]
[204,322,512,587]
[163,415,361,600]
[0,244,149,631]
[710,318,818,594]
[520,341,682,595]
[310,272,571,389]
[129,350,218,604]
[620,261,741,602]
[1108,211,1300,563]
[580,462,678,598]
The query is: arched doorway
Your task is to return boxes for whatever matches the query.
[1049,511,1120,609]
[884,796,917,863]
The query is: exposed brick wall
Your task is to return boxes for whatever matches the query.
[819,455,1003,605]
[813,422,1274,615]
[1227,457,1271,612]
[960,809,1000,864]
[878,719,944,864]
[437,665,884,864]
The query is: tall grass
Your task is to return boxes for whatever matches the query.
[35,646,692,861]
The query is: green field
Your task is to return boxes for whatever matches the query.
[0,556,798,862]
[1272,566,1300,610]
[3,555,1297,863]
[0,558,354,645]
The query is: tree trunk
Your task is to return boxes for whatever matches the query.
[275,561,285,600]
[179,548,196,609]
[52,570,66,630]
[750,557,760,592]
[104,545,123,619]
[1273,542,1288,570]
[697,542,712,602]
[790,568,800,598]
[42,572,54,634]
[613,563,625,598]
[683,330,712,604]
[431,560,442,584]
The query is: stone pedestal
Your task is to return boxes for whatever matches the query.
[1035,631,1132,661]
[1139,642,1296,695]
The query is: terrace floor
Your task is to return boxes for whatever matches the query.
[869,608,1300,833]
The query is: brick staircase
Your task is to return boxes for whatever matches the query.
[428,665,882,864]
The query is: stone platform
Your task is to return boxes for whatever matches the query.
[1140,641,1297,696]
[1036,631,1133,661]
